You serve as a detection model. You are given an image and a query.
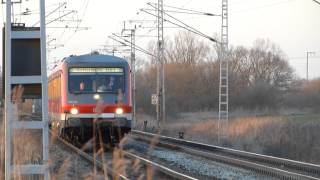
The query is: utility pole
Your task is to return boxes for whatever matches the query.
[218,0,229,144]
[306,51,315,81]
[130,29,136,127]
[157,0,165,129]
[121,23,137,128]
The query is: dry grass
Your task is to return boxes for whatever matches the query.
[137,111,320,165]
[1,86,160,180]
[0,86,44,179]
[3,84,318,179]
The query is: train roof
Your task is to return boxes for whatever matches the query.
[65,54,128,65]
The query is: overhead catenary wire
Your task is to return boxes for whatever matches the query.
[140,8,218,43]
[139,25,181,29]
[76,0,90,31]
[108,36,155,58]
[128,19,157,23]
[110,33,156,58]
[125,19,159,43]
[32,2,67,26]
[13,2,68,17]
[140,9,203,38]
[142,8,220,16]
[44,0,91,63]
[146,3,210,36]
[97,44,131,54]
[45,10,76,25]
[56,0,91,49]
[126,2,219,48]
[147,2,220,16]
[47,26,90,30]
[108,35,155,57]
[312,0,320,5]
[47,3,90,51]
[146,3,218,42]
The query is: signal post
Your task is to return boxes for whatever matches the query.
[3,0,50,179]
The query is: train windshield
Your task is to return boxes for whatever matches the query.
[68,67,124,93]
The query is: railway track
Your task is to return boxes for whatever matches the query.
[50,131,119,179]
[130,130,320,180]
[51,131,195,179]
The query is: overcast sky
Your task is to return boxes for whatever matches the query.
[1,0,320,79]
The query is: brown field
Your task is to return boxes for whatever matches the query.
[136,112,320,165]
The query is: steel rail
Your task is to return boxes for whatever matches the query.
[50,131,195,179]
[50,131,129,180]
[123,151,197,180]
[131,130,320,180]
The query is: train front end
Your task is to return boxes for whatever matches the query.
[56,54,131,143]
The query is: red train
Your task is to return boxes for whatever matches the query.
[48,53,132,144]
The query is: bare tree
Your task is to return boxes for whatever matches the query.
[137,35,296,115]
[166,31,210,65]
[229,39,294,109]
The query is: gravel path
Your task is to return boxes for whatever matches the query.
[124,139,277,180]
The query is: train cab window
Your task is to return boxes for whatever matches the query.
[79,82,85,91]
[97,75,123,93]
[68,67,124,94]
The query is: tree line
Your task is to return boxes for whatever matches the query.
[136,31,319,116]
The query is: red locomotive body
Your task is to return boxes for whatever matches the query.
[48,54,131,143]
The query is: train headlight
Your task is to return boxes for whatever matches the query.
[115,107,124,115]
[93,94,100,100]
[70,107,79,115]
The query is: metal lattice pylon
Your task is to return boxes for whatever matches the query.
[121,24,136,128]
[157,0,165,128]
[130,29,136,127]
[218,0,229,143]
[4,0,50,179]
